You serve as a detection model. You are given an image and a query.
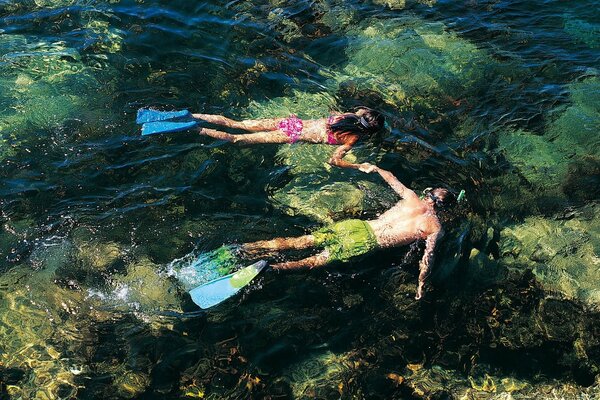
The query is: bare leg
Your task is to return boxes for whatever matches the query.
[199,127,290,144]
[271,251,330,270]
[192,114,282,132]
[241,235,315,255]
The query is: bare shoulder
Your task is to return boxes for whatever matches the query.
[401,189,422,204]
[424,215,442,236]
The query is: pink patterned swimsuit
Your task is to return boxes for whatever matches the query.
[278,114,340,144]
[278,115,304,143]
[326,115,339,144]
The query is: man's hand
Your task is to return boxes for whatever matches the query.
[415,231,442,301]
[415,282,424,300]
[358,163,377,173]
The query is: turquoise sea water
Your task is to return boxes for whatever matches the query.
[0,0,599,398]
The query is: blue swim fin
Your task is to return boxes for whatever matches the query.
[136,108,192,124]
[141,120,199,136]
[169,245,240,291]
[189,260,267,309]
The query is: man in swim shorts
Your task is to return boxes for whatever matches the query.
[241,167,459,299]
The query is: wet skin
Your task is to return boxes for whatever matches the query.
[192,111,375,172]
[242,167,443,300]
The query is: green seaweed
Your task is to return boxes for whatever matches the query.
[0,33,120,164]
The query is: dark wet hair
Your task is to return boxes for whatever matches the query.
[328,107,385,140]
[428,188,457,210]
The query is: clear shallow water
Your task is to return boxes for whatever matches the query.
[0,0,599,398]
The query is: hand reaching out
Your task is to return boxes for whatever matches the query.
[415,283,424,300]
[358,163,377,173]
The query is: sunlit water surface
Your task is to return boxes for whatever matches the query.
[0,0,599,398]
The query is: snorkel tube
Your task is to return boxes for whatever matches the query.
[421,188,467,207]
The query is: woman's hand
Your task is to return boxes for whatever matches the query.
[358,163,377,173]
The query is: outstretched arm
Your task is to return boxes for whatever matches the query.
[192,114,281,132]
[328,137,376,172]
[375,168,420,201]
[415,230,442,300]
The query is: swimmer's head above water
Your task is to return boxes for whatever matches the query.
[329,107,386,141]
[423,187,465,227]
[355,107,386,133]
[425,188,458,210]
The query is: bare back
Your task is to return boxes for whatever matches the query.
[301,113,356,144]
[300,118,333,143]
[367,197,441,248]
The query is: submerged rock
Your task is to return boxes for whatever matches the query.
[104,257,182,312]
[245,89,337,120]
[76,240,123,271]
[271,144,397,223]
[497,76,600,208]
[332,16,494,112]
[564,16,600,48]
[245,92,396,223]
[114,370,151,398]
[240,12,505,221]
[401,363,600,399]
[0,241,91,399]
[83,19,126,54]
[267,8,303,43]
[0,33,119,163]
[499,203,600,307]
[285,350,362,399]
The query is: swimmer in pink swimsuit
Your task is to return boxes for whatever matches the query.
[193,107,386,172]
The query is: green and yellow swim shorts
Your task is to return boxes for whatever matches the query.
[312,219,378,263]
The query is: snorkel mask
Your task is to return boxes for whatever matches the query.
[421,187,443,207]
[359,116,370,129]
[421,188,467,207]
